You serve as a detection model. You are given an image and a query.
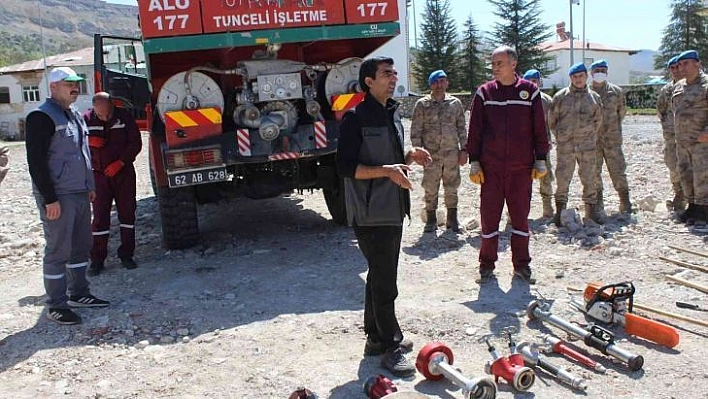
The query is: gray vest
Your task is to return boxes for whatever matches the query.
[30,98,94,196]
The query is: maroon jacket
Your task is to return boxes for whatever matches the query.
[83,107,142,171]
[466,77,549,172]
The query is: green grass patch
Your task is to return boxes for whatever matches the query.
[627,108,656,115]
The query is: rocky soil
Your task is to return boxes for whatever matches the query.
[0,115,706,399]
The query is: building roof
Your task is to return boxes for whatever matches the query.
[0,47,94,74]
[541,40,639,55]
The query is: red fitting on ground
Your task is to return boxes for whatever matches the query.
[487,355,536,391]
[363,374,397,399]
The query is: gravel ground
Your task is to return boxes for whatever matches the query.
[0,115,706,399]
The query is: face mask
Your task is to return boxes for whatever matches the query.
[592,73,607,83]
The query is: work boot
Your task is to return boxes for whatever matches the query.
[584,203,605,224]
[671,190,686,211]
[553,201,566,226]
[542,197,554,219]
[423,210,437,233]
[619,192,632,214]
[595,190,607,218]
[446,208,460,233]
[678,203,696,224]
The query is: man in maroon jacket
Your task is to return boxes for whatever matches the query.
[466,46,550,284]
[83,92,142,275]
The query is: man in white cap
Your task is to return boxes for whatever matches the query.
[26,67,110,325]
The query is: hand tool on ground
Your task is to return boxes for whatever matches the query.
[527,299,644,371]
[481,329,536,392]
[668,245,708,259]
[573,282,680,348]
[364,375,397,399]
[659,256,708,274]
[666,274,708,294]
[539,334,606,373]
[515,341,588,391]
[676,301,708,312]
[415,341,498,399]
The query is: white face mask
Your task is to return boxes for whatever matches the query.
[592,72,607,83]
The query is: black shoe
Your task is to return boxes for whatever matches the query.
[67,294,110,308]
[475,268,495,284]
[380,347,416,377]
[513,267,537,284]
[364,337,414,356]
[120,257,139,270]
[46,308,82,325]
[87,260,104,276]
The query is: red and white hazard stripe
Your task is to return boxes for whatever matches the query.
[237,129,251,156]
[314,121,327,149]
[269,152,300,161]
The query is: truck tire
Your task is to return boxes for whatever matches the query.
[323,177,347,225]
[156,185,200,249]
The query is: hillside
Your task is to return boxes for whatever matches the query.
[0,0,138,67]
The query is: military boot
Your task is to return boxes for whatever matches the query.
[423,211,437,233]
[585,203,605,224]
[542,197,554,219]
[678,203,696,224]
[553,201,566,226]
[446,208,461,233]
[596,190,607,218]
[671,190,686,211]
[619,191,632,214]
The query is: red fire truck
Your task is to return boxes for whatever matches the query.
[94,0,402,249]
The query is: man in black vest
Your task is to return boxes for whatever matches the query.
[337,56,431,376]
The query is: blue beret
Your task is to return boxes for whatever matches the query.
[428,70,447,85]
[523,69,541,80]
[590,59,608,70]
[677,50,699,62]
[568,62,587,76]
[667,55,679,68]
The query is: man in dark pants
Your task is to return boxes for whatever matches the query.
[26,67,110,325]
[83,92,142,275]
[337,56,431,376]
[467,46,550,284]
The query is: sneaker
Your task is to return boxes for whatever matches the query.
[67,294,110,308]
[364,337,414,356]
[380,347,416,377]
[46,308,82,325]
[120,257,138,270]
[513,267,537,284]
[87,260,104,276]
[475,268,495,284]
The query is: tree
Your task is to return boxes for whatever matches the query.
[458,15,487,92]
[487,0,555,77]
[412,0,463,91]
[654,0,708,71]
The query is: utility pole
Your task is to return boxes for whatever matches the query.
[569,0,575,65]
[38,0,49,96]
[582,0,586,65]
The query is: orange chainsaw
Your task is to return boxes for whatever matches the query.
[570,282,680,348]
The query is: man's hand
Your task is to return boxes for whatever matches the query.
[384,164,413,190]
[469,161,484,185]
[104,160,125,177]
[89,191,96,202]
[531,160,548,180]
[458,150,467,166]
[45,201,61,220]
[88,136,107,149]
[407,147,432,167]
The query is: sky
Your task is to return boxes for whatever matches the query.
[106,0,672,51]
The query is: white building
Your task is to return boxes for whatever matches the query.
[0,48,95,140]
[541,40,638,89]
[369,0,410,96]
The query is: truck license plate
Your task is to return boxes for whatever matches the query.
[168,167,228,187]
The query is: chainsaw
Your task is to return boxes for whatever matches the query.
[570,282,680,348]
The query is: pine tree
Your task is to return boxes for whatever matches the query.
[412,0,462,91]
[654,0,708,71]
[458,15,487,92]
[487,0,554,76]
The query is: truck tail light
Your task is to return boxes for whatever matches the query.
[166,146,222,170]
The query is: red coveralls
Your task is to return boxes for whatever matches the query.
[466,77,549,272]
[83,107,142,263]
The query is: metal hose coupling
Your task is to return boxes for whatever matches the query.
[483,337,536,391]
[516,341,588,391]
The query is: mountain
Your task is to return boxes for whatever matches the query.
[629,49,662,75]
[0,0,139,67]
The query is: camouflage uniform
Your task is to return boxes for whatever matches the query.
[410,93,467,211]
[657,80,682,197]
[592,82,629,209]
[548,85,603,206]
[672,70,708,208]
[538,91,554,201]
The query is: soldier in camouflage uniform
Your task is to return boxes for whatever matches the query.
[548,63,604,225]
[523,69,555,218]
[589,60,631,216]
[411,70,468,233]
[671,50,708,227]
[656,55,685,211]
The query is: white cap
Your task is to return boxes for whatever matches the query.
[48,67,85,84]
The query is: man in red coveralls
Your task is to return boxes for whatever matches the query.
[466,46,550,284]
[83,92,142,275]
